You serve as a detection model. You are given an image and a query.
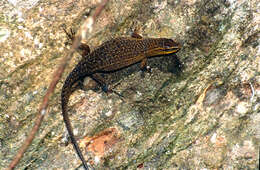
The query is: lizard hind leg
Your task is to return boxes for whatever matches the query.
[91,73,124,99]
[78,42,91,57]
[62,26,75,42]
[63,27,91,56]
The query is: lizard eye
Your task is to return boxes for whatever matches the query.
[164,45,171,48]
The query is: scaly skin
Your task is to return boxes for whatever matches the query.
[61,33,181,169]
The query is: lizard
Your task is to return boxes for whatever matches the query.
[61,30,181,169]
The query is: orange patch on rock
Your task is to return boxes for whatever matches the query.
[80,128,120,159]
[215,136,226,148]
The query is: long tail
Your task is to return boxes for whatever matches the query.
[61,65,89,170]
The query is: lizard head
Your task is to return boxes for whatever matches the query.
[148,38,181,56]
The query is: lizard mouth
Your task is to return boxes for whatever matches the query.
[162,46,181,53]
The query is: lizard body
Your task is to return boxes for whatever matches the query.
[61,32,181,169]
